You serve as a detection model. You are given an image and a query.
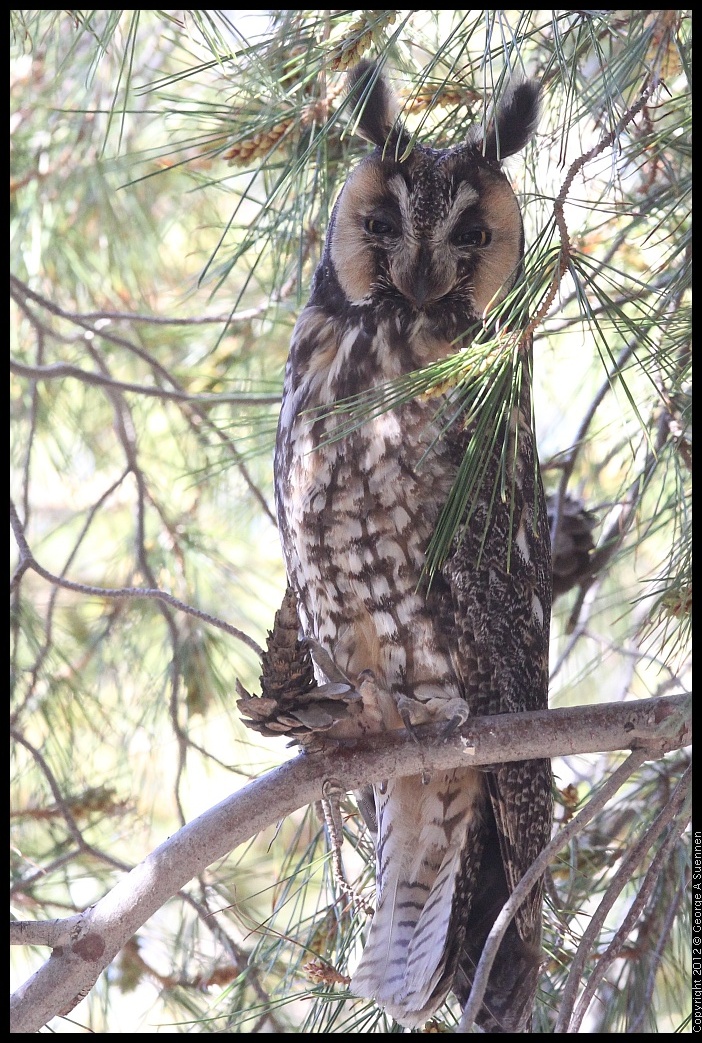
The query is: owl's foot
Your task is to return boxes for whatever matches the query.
[395,694,432,743]
[394,694,470,738]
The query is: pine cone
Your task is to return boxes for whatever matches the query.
[547,494,597,598]
[236,587,362,745]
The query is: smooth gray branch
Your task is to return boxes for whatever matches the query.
[9,693,690,1033]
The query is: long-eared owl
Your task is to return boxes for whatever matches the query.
[274,61,553,1031]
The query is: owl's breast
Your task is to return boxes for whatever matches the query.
[277,390,460,715]
[274,307,465,715]
[286,398,454,578]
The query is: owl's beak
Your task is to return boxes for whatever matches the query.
[407,277,430,309]
[403,245,435,309]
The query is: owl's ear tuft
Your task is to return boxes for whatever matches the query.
[346,60,407,153]
[468,79,540,162]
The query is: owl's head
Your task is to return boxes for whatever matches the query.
[322,62,539,330]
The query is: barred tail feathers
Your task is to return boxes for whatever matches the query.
[350,769,484,1028]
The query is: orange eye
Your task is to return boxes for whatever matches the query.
[454,228,491,247]
[365,217,397,236]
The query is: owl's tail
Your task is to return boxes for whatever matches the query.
[350,768,544,1031]
[349,769,485,1028]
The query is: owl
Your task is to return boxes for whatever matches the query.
[272,61,552,1031]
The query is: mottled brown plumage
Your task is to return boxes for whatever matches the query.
[272,61,552,1030]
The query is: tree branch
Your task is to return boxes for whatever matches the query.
[556,763,691,1032]
[9,498,264,658]
[9,693,690,1033]
[10,357,280,406]
[10,274,279,526]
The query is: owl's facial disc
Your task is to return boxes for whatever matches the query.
[329,152,524,317]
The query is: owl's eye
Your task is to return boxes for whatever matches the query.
[364,216,398,237]
[453,227,492,248]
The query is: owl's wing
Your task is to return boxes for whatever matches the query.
[442,366,553,1029]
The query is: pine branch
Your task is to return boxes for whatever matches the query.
[10,693,690,1033]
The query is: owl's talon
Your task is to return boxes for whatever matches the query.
[442,713,469,738]
[395,693,433,740]
[399,705,422,744]
[437,699,471,738]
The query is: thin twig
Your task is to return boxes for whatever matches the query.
[563,766,691,1032]
[11,275,278,524]
[10,358,281,405]
[9,498,265,657]
[627,872,689,1033]
[10,727,131,873]
[10,273,275,327]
